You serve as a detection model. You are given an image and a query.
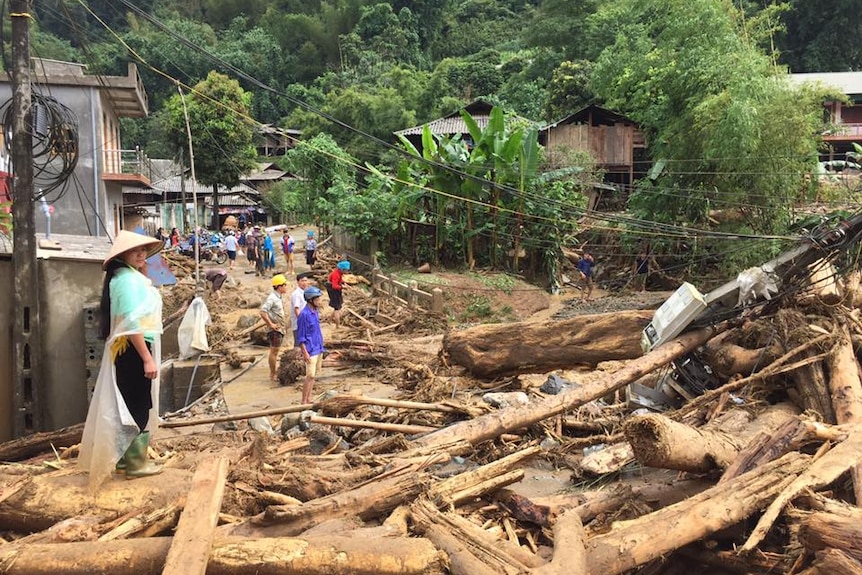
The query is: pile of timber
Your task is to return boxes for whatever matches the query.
[7,277,862,574]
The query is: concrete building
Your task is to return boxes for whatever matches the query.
[0,58,150,237]
[0,60,150,440]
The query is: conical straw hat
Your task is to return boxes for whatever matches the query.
[102,230,163,270]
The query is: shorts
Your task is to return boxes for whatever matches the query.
[210,272,227,291]
[305,354,323,378]
[268,330,284,348]
[326,287,343,310]
[227,250,236,261]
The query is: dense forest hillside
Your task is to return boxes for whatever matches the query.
[19,0,862,277]
[28,0,862,159]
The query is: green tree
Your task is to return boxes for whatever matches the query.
[286,85,416,163]
[161,71,258,229]
[768,0,862,72]
[591,0,827,234]
[544,60,594,122]
[280,133,357,230]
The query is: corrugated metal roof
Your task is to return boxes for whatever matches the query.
[788,72,862,96]
[147,175,258,197]
[396,114,491,136]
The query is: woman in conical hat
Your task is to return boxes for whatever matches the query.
[79,231,165,490]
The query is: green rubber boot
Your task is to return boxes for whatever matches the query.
[123,431,162,479]
[115,454,127,474]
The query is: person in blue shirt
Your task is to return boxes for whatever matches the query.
[262,233,275,271]
[577,251,596,302]
[296,286,325,404]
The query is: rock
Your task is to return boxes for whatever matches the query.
[482,391,529,409]
[248,416,275,435]
[540,374,570,395]
[236,314,260,329]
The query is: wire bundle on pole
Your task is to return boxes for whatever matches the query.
[0,90,79,200]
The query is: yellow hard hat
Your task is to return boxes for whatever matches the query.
[271,274,288,287]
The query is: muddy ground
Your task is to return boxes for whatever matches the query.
[155,234,674,503]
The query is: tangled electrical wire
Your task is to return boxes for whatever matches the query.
[0,91,79,201]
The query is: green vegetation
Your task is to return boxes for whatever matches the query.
[26,0,859,278]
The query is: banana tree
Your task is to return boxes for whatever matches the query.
[462,106,540,270]
[397,126,469,265]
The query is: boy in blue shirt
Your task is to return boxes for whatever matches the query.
[297,286,326,404]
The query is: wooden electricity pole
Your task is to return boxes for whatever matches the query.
[10,0,44,437]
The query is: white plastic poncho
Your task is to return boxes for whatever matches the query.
[78,267,162,491]
[177,296,211,359]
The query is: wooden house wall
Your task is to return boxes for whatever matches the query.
[546,124,634,166]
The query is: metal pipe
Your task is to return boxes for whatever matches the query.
[90,87,100,235]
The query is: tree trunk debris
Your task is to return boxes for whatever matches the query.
[7,267,862,575]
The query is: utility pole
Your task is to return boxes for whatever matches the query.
[10,0,43,437]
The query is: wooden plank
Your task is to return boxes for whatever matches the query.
[161,457,229,575]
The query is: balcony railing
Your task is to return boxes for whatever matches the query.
[823,123,862,140]
[103,148,151,187]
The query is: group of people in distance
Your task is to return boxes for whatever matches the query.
[78,227,350,489]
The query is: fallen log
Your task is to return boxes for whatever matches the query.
[585,452,808,575]
[741,422,862,552]
[529,510,587,575]
[427,446,539,507]
[317,395,460,416]
[0,424,84,462]
[0,469,192,532]
[239,464,431,537]
[701,331,778,379]
[624,404,798,473]
[414,324,725,450]
[799,549,862,575]
[826,325,862,504]
[497,477,713,528]
[306,415,436,435]
[0,534,445,575]
[160,403,315,429]
[798,511,862,565]
[411,498,535,575]
[443,309,655,377]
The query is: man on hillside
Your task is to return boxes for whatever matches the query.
[578,251,596,302]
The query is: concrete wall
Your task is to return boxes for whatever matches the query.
[0,255,103,441]
[0,84,117,237]
[0,258,12,442]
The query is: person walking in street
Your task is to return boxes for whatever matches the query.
[223,231,238,270]
[290,272,312,356]
[253,227,265,277]
[169,227,180,247]
[297,286,325,404]
[260,274,289,383]
[305,231,317,266]
[246,227,260,275]
[283,231,295,276]
[262,232,275,272]
[578,251,596,302]
[325,260,350,327]
[79,231,165,489]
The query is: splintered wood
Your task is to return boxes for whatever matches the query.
[7,282,862,573]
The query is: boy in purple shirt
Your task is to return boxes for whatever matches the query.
[297,286,326,404]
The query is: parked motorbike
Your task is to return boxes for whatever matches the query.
[172,231,227,265]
